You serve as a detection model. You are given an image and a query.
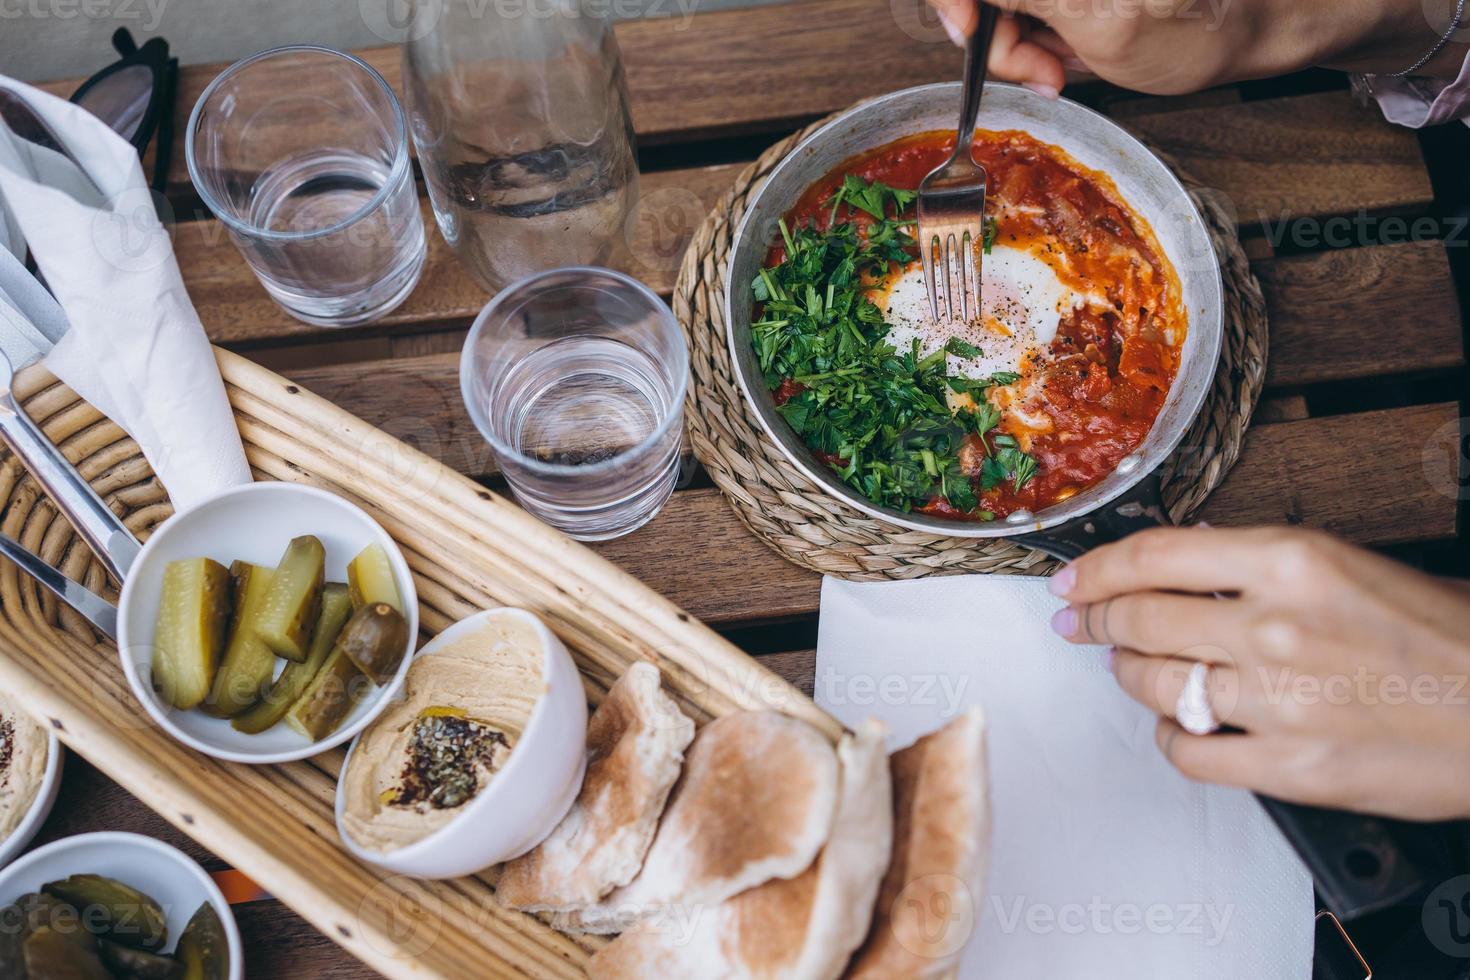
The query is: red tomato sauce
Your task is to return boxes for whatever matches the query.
[763,130,1187,520]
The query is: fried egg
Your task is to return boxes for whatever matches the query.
[874,243,1085,378]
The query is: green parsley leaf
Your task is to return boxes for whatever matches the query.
[944,337,983,359]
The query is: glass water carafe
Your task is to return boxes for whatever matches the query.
[403,0,640,292]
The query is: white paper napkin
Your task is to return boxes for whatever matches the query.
[0,76,251,511]
[817,574,1314,978]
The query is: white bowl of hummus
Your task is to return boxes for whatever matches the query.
[0,694,61,870]
[335,607,589,879]
[0,831,243,979]
[116,481,420,764]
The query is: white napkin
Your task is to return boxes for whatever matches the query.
[0,76,251,511]
[817,574,1314,978]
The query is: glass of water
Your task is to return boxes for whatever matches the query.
[186,46,427,327]
[460,268,688,541]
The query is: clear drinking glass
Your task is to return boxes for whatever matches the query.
[460,268,687,541]
[403,0,639,292]
[186,46,427,327]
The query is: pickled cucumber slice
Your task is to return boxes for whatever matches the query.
[40,874,166,951]
[151,557,231,711]
[338,602,409,684]
[202,562,277,718]
[175,902,228,980]
[233,583,353,735]
[254,535,324,662]
[22,926,108,979]
[283,644,372,741]
[347,543,401,612]
[99,939,185,979]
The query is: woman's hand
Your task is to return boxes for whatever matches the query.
[927,0,1470,97]
[1048,526,1470,821]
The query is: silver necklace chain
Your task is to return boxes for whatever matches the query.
[1390,0,1468,77]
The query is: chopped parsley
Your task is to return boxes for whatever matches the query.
[751,176,1037,517]
[983,216,998,254]
[827,173,918,224]
[983,447,1038,492]
[944,336,983,359]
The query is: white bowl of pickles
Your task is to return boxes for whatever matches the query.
[117,481,419,764]
[0,831,241,979]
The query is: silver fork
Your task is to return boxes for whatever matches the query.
[917,6,1001,324]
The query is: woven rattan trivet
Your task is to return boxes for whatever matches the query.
[673,104,1267,580]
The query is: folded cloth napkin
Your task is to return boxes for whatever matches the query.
[817,574,1314,978]
[0,76,251,511]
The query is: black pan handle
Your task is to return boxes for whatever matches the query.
[1020,476,1448,920]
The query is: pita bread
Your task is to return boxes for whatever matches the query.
[587,719,892,980]
[846,707,990,979]
[496,662,695,912]
[557,710,840,935]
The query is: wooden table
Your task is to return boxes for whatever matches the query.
[27,1,1469,975]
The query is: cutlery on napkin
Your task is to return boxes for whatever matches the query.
[817,574,1314,978]
[0,76,251,512]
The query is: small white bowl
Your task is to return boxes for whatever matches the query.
[0,733,62,869]
[117,481,419,764]
[0,831,243,980]
[335,608,588,879]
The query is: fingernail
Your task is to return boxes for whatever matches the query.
[939,12,965,46]
[1047,566,1076,597]
[1105,646,1117,671]
[1196,520,1212,529]
[1050,606,1078,637]
[1025,82,1061,100]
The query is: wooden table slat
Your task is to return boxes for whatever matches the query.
[1125,90,1433,222]
[1259,238,1463,385]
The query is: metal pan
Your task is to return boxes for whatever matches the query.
[724,81,1221,556]
[723,82,1442,921]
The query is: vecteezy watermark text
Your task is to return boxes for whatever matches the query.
[991,896,1235,946]
[814,666,971,718]
[0,0,167,29]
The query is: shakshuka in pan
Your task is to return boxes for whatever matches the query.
[750,129,1187,521]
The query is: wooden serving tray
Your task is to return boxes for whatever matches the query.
[0,349,837,978]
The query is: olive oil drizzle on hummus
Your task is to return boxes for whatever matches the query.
[383,709,510,811]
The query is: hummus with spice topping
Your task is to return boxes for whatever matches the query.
[0,693,48,843]
[340,613,546,853]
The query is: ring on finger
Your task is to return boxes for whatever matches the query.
[1176,661,1220,736]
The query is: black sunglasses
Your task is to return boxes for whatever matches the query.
[68,27,179,193]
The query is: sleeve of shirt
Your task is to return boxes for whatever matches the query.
[1359,49,1470,128]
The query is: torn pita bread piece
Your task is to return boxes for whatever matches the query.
[556,710,841,935]
[496,661,696,912]
[588,719,893,980]
[846,707,990,979]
